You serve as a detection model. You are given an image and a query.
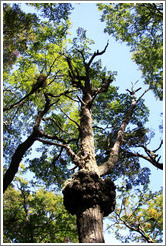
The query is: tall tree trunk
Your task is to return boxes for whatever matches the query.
[77,205,104,243]
[79,92,99,175]
[63,47,116,243]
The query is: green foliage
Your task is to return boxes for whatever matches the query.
[3,3,72,165]
[3,3,38,74]
[3,20,151,189]
[3,3,72,75]
[106,184,163,243]
[27,3,73,23]
[98,3,163,100]
[93,86,150,186]
[3,4,163,243]
[3,179,78,243]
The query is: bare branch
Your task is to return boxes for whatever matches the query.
[38,129,78,145]
[76,95,86,105]
[87,41,109,67]
[35,137,66,148]
[124,149,163,170]
[99,98,137,176]
[99,84,153,176]
[38,130,67,144]
[136,87,151,102]
[152,140,163,153]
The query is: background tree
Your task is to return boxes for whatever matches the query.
[3,3,163,243]
[106,182,163,243]
[3,3,73,76]
[3,170,78,243]
[97,3,163,100]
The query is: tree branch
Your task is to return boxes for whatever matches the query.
[47,89,78,98]
[152,140,163,153]
[87,41,109,67]
[36,138,83,169]
[38,129,78,145]
[99,97,137,176]
[59,107,80,129]
[3,75,48,112]
[99,87,150,176]
[124,149,163,170]
[3,94,51,193]
[42,117,68,133]
[46,55,62,77]
[116,211,154,243]
[65,55,84,90]
[92,76,113,102]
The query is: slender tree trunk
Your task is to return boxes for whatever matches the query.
[77,205,104,243]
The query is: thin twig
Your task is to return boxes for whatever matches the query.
[59,107,80,129]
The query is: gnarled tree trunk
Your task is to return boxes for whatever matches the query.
[62,169,116,243]
[63,46,116,243]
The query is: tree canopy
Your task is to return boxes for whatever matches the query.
[3,173,78,243]
[98,3,163,100]
[3,3,72,75]
[3,3,163,244]
[106,180,163,243]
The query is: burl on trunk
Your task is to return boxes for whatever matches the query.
[62,170,116,243]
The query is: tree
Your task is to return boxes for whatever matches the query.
[3,175,78,243]
[97,3,163,100]
[3,3,73,76]
[3,3,163,243]
[106,183,163,243]
[3,3,37,74]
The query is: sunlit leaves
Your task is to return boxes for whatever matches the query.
[3,3,72,74]
[3,183,78,243]
[107,185,163,243]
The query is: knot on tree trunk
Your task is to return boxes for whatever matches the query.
[62,169,116,217]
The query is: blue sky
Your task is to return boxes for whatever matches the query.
[5,2,164,244]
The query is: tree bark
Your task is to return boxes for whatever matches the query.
[3,94,51,193]
[3,132,37,193]
[62,169,116,243]
[77,205,104,243]
[79,92,99,175]
[63,46,116,243]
